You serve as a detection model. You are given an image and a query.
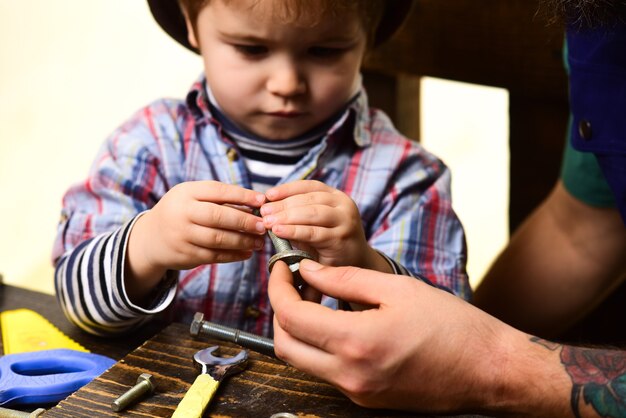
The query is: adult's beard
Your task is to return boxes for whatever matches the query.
[539,0,626,29]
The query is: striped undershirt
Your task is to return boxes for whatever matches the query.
[206,85,352,192]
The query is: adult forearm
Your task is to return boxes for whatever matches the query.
[515,336,626,418]
[475,182,626,336]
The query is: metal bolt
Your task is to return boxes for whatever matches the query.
[266,230,314,274]
[190,312,275,357]
[111,373,156,412]
[254,209,313,290]
[0,407,45,418]
[253,209,314,289]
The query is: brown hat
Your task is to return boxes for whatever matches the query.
[147,0,413,53]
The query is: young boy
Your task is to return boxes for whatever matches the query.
[53,0,470,337]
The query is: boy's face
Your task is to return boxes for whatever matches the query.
[186,0,367,140]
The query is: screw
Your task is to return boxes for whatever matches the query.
[111,373,156,412]
[190,312,275,357]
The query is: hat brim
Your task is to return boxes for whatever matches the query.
[147,0,413,53]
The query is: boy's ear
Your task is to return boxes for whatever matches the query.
[182,10,199,49]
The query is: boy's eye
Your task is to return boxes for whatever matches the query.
[234,44,268,57]
[308,47,345,57]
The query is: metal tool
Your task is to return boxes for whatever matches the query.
[0,349,115,406]
[111,373,156,412]
[172,346,248,418]
[190,312,275,357]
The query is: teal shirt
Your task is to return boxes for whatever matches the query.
[561,125,616,208]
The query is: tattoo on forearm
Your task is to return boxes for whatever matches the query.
[531,336,626,417]
[530,336,560,351]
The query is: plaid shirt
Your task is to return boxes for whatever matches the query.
[53,77,470,336]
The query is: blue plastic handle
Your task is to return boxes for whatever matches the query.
[0,348,115,406]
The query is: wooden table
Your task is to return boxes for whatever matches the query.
[0,284,484,417]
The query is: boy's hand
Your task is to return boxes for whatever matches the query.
[126,181,266,299]
[261,180,386,271]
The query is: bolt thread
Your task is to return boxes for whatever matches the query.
[267,230,292,253]
[200,322,275,357]
[111,381,151,412]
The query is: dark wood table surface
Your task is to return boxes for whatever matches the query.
[0,283,485,417]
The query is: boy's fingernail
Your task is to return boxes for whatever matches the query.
[300,259,322,271]
[255,222,266,233]
[264,215,276,225]
[266,189,277,199]
[255,194,266,204]
[260,206,272,215]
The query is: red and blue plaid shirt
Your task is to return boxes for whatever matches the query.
[53,77,470,336]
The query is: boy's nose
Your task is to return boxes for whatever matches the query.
[266,61,306,97]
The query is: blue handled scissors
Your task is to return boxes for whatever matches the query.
[0,348,115,406]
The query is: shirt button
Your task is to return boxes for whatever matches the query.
[227,148,239,162]
[244,306,261,319]
[578,119,592,140]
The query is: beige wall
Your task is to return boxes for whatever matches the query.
[0,1,508,295]
[1,1,201,293]
[421,77,509,288]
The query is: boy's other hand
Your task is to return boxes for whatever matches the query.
[261,180,385,271]
[126,181,266,299]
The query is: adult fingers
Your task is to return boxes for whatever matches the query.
[272,315,341,383]
[269,261,366,354]
[297,260,406,307]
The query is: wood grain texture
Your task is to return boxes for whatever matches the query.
[364,0,567,100]
[363,0,569,232]
[44,322,484,417]
[0,285,488,416]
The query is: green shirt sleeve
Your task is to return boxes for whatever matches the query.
[561,121,616,208]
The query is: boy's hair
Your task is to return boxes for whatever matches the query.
[179,0,384,46]
[148,0,412,53]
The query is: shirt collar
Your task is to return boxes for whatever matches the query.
[185,75,373,148]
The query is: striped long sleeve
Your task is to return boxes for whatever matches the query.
[55,216,177,335]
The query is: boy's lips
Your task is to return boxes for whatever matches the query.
[266,111,304,118]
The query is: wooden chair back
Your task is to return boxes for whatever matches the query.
[362,0,569,231]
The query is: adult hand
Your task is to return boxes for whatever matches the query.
[261,180,389,272]
[126,181,266,299]
[269,259,572,415]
